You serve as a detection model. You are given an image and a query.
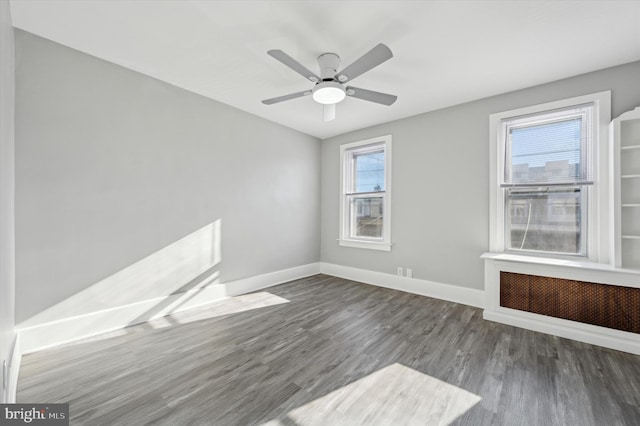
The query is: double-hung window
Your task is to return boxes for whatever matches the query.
[339,135,392,251]
[490,91,611,260]
[503,106,592,255]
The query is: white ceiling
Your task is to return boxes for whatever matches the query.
[10,0,640,139]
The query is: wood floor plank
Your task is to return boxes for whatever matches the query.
[17,274,640,425]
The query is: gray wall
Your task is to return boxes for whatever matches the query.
[0,0,16,402]
[15,30,320,324]
[321,61,640,290]
[13,25,640,328]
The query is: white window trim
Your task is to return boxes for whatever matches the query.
[489,91,611,262]
[339,135,392,251]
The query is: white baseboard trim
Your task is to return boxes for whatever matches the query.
[320,263,484,308]
[6,333,20,403]
[484,309,640,355]
[18,262,321,354]
[225,263,321,297]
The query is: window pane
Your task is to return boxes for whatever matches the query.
[506,117,588,185]
[506,187,583,254]
[354,150,385,193]
[350,197,383,238]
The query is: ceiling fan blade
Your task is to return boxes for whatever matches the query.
[262,90,311,105]
[323,104,336,122]
[267,50,321,83]
[336,43,393,83]
[346,86,397,106]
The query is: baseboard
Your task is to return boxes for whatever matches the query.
[225,263,321,297]
[320,263,484,308]
[6,333,20,403]
[18,262,321,354]
[484,309,640,355]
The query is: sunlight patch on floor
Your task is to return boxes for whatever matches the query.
[263,363,481,426]
[58,291,290,348]
[146,291,290,329]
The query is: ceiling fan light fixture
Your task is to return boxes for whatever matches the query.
[263,43,396,118]
[312,81,346,104]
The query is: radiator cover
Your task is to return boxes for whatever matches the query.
[500,271,640,334]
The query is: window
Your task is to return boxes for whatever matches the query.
[339,135,392,251]
[503,106,592,255]
[489,92,611,260]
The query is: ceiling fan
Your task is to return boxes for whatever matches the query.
[262,43,397,122]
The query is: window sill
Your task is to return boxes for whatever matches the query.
[339,239,392,251]
[481,252,640,275]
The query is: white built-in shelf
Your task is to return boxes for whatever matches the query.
[611,106,640,269]
[621,144,640,150]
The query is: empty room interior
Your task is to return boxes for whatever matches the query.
[1,1,640,425]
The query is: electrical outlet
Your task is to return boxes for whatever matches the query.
[396,267,403,276]
[406,268,413,278]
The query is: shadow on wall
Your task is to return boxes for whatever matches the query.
[17,220,223,346]
[125,263,221,328]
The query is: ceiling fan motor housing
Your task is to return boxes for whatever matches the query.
[317,52,341,80]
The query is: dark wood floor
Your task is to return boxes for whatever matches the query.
[18,274,640,425]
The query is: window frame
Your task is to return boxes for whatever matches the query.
[489,91,611,262]
[339,135,392,251]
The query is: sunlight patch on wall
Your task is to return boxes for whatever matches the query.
[19,219,222,327]
[263,363,481,425]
